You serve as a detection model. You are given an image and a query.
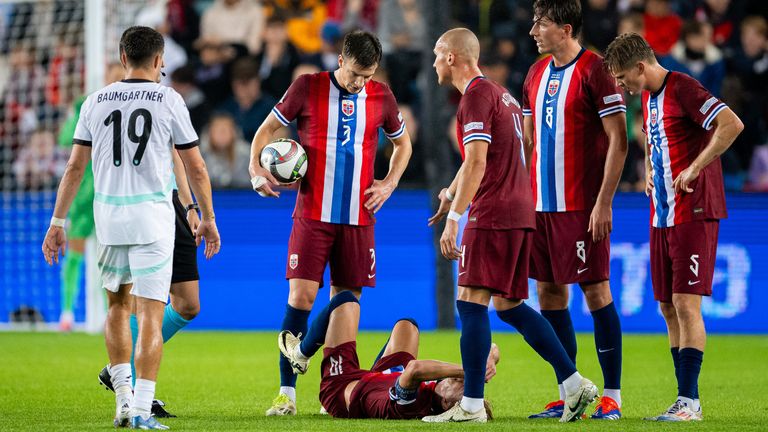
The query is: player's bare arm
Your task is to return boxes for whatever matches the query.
[644,135,654,197]
[673,108,744,194]
[177,146,221,259]
[364,132,413,213]
[248,113,282,197]
[173,149,200,234]
[589,112,628,242]
[399,343,500,389]
[440,140,487,261]
[428,165,463,227]
[42,144,91,265]
[523,115,534,173]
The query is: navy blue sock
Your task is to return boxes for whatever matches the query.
[678,348,703,400]
[298,291,359,358]
[591,302,622,390]
[279,305,310,387]
[670,347,681,396]
[541,308,578,372]
[497,303,577,383]
[456,300,490,399]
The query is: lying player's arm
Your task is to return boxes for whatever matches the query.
[398,360,465,389]
[42,144,91,265]
[173,150,200,233]
[363,132,413,213]
[177,146,221,259]
[248,113,283,197]
[523,115,534,173]
[589,112,628,242]
[673,108,744,194]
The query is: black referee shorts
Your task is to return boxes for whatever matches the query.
[171,190,200,283]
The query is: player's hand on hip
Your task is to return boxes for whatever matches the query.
[186,210,201,236]
[428,188,452,226]
[363,179,394,214]
[673,164,700,195]
[41,226,67,265]
[588,202,612,242]
[250,166,280,198]
[440,220,462,260]
[645,170,655,197]
[195,219,221,259]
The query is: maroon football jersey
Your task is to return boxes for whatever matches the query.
[348,372,438,419]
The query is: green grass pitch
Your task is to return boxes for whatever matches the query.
[1,331,767,431]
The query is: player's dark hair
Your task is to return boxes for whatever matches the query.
[604,32,657,73]
[341,30,382,68]
[119,26,164,68]
[533,0,582,39]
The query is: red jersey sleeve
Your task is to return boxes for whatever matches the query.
[381,85,406,139]
[458,90,494,147]
[587,58,626,118]
[675,73,728,131]
[272,74,308,126]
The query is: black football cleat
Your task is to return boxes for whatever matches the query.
[98,364,114,392]
[152,399,177,418]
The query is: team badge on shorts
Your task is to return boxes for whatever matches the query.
[342,99,355,117]
[289,253,299,270]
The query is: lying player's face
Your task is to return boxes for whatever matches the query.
[434,378,464,411]
[338,56,376,93]
[530,16,566,54]
[611,63,644,95]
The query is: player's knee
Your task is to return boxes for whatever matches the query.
[671,299,701,323]
[329,290,359,310]
[394,318,419,332]
[176,302,199,321]
[288,289,317,310]
[659,302,677,320]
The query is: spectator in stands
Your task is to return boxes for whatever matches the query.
[217,57,276,141]
[291,62,321,81]
[167,0,200,55]
[481,54,511,91]
[265,0,326,54]
[377,0,425,104]
[257,15,301,100]
[170,65,211,133]
[643,0,682,55]
[45,32,84,109]
[659,20,726,96]
[725,16,768,172]
[313,21,344,71]
[617,12,645,36]
[199,112,252,189]
[327,0,379,32]
[693,0,742,49]
[195,38,237,107]
[491,32,530,99]
[136,1,187,87]
[12,128,65,190]
[2,43,47,154]
[199,0,264,55]
[582,0,619,53]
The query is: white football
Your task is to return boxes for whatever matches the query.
[260,138,308,184]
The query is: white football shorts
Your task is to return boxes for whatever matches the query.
[97,234,175,302]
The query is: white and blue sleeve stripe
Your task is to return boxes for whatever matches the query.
[463,133,492,145]
[598,104,627,118]
[522,108,532,116]
[271,107,290,126]
[702,102,727,130]
[385,121,406,139]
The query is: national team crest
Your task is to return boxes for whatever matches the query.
[342,99,355,116]
[650,108,658,126]
[289,254,299,270]
[547,80,560,97]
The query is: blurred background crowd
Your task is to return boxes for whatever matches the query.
[1,0,767,194]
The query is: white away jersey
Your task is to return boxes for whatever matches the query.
[73,79,198,245]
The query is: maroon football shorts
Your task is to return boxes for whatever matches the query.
[458,228,532,299]
[286,217,376,288]
[529,210,610,285]
[651,219,719,303]
[318,342,368,418]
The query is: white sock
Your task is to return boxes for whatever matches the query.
[280,386,296,403]
[460,396,484,413]
[562,372,584,396]
[109,363,132,395]
[693,399,701,412]
[603,389,621,407]
[294,346,309,361]
[133,379,156,420]
[558,384,566,401]
[677,396,695,410]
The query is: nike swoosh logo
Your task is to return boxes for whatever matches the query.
[546,98,556,104]
[598,348,614,353]
[368,274,376,279]
[688,280,700,285]
[342,117,353,122]
[577,267,589,274]
[458,271,467,277]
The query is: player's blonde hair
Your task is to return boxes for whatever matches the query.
[437,28,480,63]
[604,32,657,74]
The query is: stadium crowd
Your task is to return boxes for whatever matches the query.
[1,0,766,191]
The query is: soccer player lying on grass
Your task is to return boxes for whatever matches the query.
[278,291,498,420]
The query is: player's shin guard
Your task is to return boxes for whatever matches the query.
[591,302,622,391]
[497,303,577,383]
[456,300,490,402]
[298,291,359,359]
[161,303,192,343]
[541,308,578,371]
[280,305,310,388]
